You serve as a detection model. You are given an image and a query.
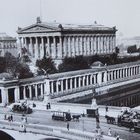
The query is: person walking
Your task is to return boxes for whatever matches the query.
[116,134,120,140]
[67,122,69,131]
[106,106,108,112]
[108,128,112,136]
[10,115,13,122]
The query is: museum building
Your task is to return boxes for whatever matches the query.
[17,18,117,62]
[0,33,17,57]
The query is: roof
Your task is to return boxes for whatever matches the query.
[91,61,104,68]
[17,18,117,34]
[0,33,16,41]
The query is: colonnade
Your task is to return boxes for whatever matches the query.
[19,34,116,60]
[20,83,44,100]
[107,65,140,81]
[49,74,98,95]
[0,62,140,105]
[0,82,45,105]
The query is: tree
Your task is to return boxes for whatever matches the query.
[16,63,33,79]
[3,52,33,79]
[36,57,57,74]
[58,56,89,72]
[0,57,6,73]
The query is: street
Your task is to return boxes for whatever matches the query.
[0,107,140,140]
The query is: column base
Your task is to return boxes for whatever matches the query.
[43,94,51,104]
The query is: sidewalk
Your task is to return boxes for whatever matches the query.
[24,101,122,118]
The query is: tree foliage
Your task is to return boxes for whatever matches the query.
[58,56,89,72]
[0,52,33,79]
[36,57,57,74]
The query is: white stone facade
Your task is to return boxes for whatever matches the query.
[0,33,17,57]
[17,18,117,61]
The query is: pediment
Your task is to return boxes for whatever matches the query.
[19,24,59,33]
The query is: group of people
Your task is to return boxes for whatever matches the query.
[4,114,13,122]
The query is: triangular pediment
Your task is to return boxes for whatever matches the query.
[18,23,60,33]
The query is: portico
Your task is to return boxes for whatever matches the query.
[17,18,117,61]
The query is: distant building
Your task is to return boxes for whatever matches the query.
[0,33,17,57]
[17,17,117,63]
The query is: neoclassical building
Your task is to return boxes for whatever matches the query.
[17,18,117,62]
[0,33,17,57]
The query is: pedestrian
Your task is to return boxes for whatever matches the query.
[46,104,48,110]
[23,124,26,133]
[116,134,120,140]
[25,117,27,123]
[108,128,112,136]
[96,116,100,129]
[67,122,69,131]
[106,105,108,112]
[10,115,13,122]
[48,103,51,109]
[4,114,7,120]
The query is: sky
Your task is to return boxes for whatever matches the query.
[0,0,140,38]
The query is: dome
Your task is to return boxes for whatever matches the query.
[90,61,104,68]
[0,73,14,80]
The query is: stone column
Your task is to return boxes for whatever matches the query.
[78,77,81,88]
[44,78,51,103]
[41,37,44,58]
[56,81,59,93]
[35,85,38,98]
[29,86,32,99]
[61,80,64,92]
[83,76,86,86]
[84,36,87,56]
[30,37,33,57]
[1,88,8,105]
[72,36,75,57]
[70,78,73,90]
[19,37,22,57]
[86,36,90,55]
[80,36,84,55]
[53,36,56,58]
[86,75,89,86]
[51,81,54,94]
[94,36,97,54]
[65,79,68,90]
[35,37,39,59]
[90,75,93,85]
[74,77,77,88]
[40,83,43,96]
[23,86,26,99]
[103,71,107,83]
[15,87,20,102]
[59,36,62,59]
[63,37,67,57]
[46,36,50,57]
[68,37,71,57]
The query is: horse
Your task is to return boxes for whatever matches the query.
[105,115,116,124]
[72,115,81,121]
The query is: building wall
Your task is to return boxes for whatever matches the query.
[0,40,17,57]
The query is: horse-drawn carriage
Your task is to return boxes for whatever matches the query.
[9,102,32,114]
[105,115,116,124]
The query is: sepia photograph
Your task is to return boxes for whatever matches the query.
[0,0,140,139]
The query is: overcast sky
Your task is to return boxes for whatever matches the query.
[0,0,140,38]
